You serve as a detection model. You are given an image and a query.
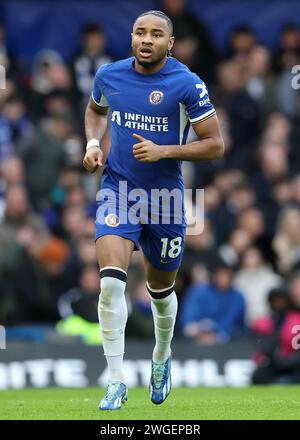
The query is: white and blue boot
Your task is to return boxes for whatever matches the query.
[99,380,128,410]
[150,356,172,405]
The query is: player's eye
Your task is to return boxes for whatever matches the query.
[154,34,161,38]
[136,31,143,36]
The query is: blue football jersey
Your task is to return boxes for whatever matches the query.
[92,56,216,192]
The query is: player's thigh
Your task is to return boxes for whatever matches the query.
[96,235,135,272]
[95,183,141,271]
[140,224,185,289]
[144,255,178,289]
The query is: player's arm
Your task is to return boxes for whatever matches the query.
[83,98,109,173]
[84,99,109,171]
[132,114,224,163]
[162,114,224,161]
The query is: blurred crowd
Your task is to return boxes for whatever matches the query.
[1,0,300,380]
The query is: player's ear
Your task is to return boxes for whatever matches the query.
[168,36,175,52]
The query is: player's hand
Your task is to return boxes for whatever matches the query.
[132,133,163,162]
[83,146,103,173]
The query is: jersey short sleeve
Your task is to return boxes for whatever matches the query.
[92,64,109,107]
[184,73,216,125]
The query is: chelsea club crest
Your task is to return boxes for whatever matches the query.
[149,90,164,105]
[105,213,120,227]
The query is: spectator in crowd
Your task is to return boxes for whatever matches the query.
[273,23,300,74]
[2,95,34,144]
[160,0,217,82]
[245,46,278,120]
[256,142,290,195]
[236,207,273,263]
[251,285,290,335]
[262,112,291,146]
[71,23,113,108]
[37,236,71,302]
[234,247,283,325]
[219,228,251,268]
[29,49,76,120]
[126,272,154,339]
[1,184,49,242]
[213,182,256,244]
[273,207,300,275]
[180,259,246,344]
[237,207,264,242]
[252,271,300,384]
[58,263,99,322]
[215,60,261,171]
[225,25,257,61]
[274,24,300,117]
[182,218,218,282]
[17,114,72,209]
[56,264,101,344]
[0,229,59,325]
[0,154,24,182]
[61,206,88,244]
[213,169,247,197]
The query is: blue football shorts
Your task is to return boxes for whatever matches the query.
[94,180,186,271]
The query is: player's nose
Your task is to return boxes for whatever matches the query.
[142,33,153,44]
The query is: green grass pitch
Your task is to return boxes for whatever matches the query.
[0,386,300,420]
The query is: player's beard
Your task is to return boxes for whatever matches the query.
[135,49,168,68]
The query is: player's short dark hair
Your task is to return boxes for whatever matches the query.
[134,10,173,36]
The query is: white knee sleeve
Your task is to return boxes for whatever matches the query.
[98,267,127,356]
[147,282,178,363]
